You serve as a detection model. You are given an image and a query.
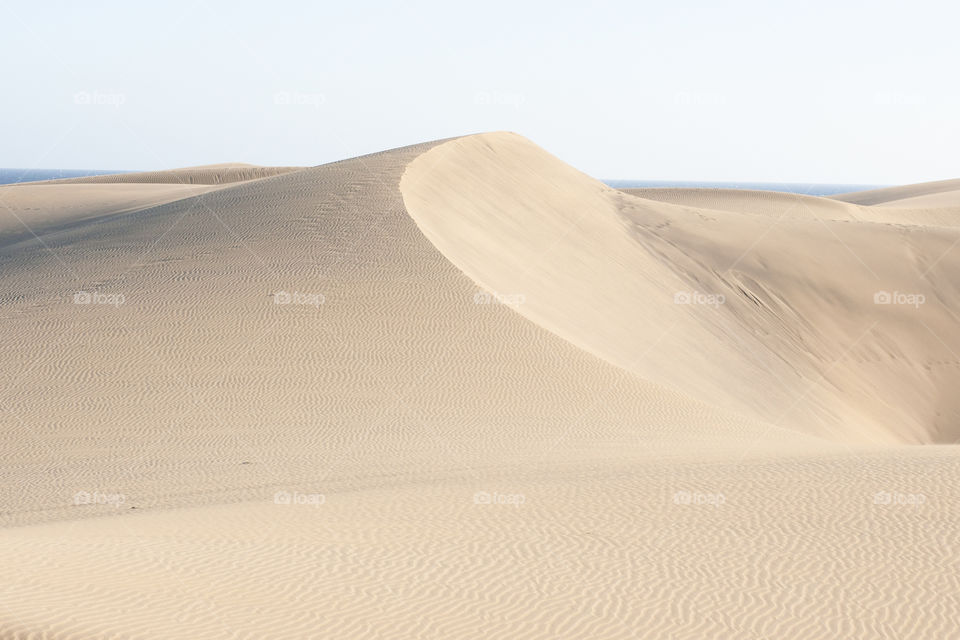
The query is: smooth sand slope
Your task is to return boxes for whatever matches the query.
[833,178,960,207]
[1,134,958,639]
[0,183,218,243]
[0,164,305,243]
[405,134,960,444]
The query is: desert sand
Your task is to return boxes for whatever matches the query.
[1,132,958,638]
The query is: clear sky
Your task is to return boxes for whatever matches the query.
[3,0,957,183]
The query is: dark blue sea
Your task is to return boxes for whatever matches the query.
[0,168,126,185]
[604,180,884,196]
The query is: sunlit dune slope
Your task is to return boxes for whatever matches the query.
[402,132,960,444]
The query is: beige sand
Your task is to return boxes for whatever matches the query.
[0,164,306,242]
[1,134,958,639]
[0,183,218,242]
[41,163,304,185]
[833,178,960,207]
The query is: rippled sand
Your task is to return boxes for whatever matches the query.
[1,134,958,639]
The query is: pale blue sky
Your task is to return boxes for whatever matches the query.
[3,0,957,183]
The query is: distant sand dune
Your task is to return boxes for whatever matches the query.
[0,183,218,243]
[41,163,305,185]
[833,177,960,206]
[1,133,958,639]
[629,186,960,227]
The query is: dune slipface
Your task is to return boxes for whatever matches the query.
[1,134,959,639]
[403,134,960,444]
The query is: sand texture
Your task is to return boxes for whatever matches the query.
[1,133,958,639]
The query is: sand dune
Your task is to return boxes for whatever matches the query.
[402,133,960,444]
[42,163,304,185]
[0,183,219,243]
[833,177,960,207]
[1,133,958,639]
[0,164,306,244]
[624,187,864,221]
[628,186,960,227]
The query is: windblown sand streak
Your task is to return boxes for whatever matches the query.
[0,133,958,638]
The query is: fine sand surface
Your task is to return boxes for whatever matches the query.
[41,163,304,185]
[1,133,958,638]
[833,178,960,207]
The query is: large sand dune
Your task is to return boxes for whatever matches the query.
[1,133,958,639]
[403,133,960,444]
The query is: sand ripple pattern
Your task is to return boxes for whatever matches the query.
[1,135,958,638]
[1,451,958,639]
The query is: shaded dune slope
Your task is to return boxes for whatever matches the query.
[402,133,960,444]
